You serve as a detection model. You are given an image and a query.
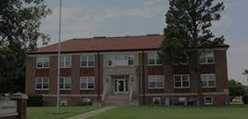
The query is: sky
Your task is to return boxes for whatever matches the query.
[39,0,248,85]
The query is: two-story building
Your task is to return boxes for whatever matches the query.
[26,34,229,105]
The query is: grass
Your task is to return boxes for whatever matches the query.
[88,105,248,119]
[27,106,100,119]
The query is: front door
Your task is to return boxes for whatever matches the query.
[114,79,128,94]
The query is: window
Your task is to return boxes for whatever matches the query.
[152,97,161,105]
[35,77,49,90]
[204,97,213,105]
[148,75,164,89]
[107,54,134,66]
[80,77,95,90]
[36,56,49,68]
[59,77,71,90]
[59,55,71,68]
[201,74,216,87]
[199,50,214,64]
[174,74,190,88]
[81,54,95,67]
[148,52,162,65]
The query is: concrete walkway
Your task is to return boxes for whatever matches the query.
[65,106,116,119]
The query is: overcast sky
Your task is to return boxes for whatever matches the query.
[40,0,248,85]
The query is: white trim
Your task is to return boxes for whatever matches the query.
[148,75,165,89]
[174,74,190,88]
[152,97,161,104]
[35,77,49,90]
[204,96,213,105]
[42,94,98,97]
[80,76,95,90]
[201,74,216,88]
[139,92,228,96]
[59,77,71,90]
[80,54,95,68]
[100,51,141,55]
[36,56,50,69]
[59,55,72,68]
[147,52,162,66]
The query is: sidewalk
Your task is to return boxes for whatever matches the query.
[65,106,116,119]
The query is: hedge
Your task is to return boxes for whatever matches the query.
[27,94,44,106]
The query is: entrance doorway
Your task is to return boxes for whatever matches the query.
[114,79,128,94]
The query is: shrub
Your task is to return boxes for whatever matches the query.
[27,94,43,106]
[242,95,248,104]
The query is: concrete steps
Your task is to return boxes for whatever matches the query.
[103,94,138,106]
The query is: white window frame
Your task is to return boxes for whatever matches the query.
[204,97,213,105]
[152,97,161,105]
[59,55,71,68]
[174,74,190,88]
[36,56,49,68]
[59,77,71,90]
[201,74,216,88]
[107,53,135,67]
[80,54,95,67]
[148,75,164,89]
[80,76,95,90]
[35,77,49,90]
[199,50,215,64]
[148,52,162,66]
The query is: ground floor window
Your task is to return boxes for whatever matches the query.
[35,77,49,90]
[59,77,71,90]
[80,76,95,90]
[204,97,213,105]
[148,75,164,89]
[152,97,161,105]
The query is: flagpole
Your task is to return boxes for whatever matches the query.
[56,0,62,114]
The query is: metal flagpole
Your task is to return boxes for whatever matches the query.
[56,0,62,114]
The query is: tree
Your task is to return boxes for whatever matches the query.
[228,79,246,101]
[0,0,51,93]
[159,0,225,105]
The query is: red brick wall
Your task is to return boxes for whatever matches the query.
[25,57,36,94]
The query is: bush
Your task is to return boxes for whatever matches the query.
[27,94,44,106]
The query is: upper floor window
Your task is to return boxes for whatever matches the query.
[201,74,216,87]
[148,52,162,65]
[59,77,71,90]
[80,54,95,67]
[199,50,214,64]
[80,76,95,90]
[59,55,71,68]
[148,75,164,89]
[35,77,49,90]
[107,54,134,66]
[36,56,49,68]
[174,74,190,88]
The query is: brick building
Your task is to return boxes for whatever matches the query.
[26,34,229,106]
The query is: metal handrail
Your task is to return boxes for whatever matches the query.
[101,86,106,101]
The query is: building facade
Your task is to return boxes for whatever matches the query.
[26,35,229,106]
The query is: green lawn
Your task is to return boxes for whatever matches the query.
[27,106,100,119]
[88,105,248,119]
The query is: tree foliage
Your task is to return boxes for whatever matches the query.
[0,0,51,93]
[228,79,246,101]
[160,0,225,105]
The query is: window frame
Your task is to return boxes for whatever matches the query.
[199,50,215,64]
[80,54,95,67]
[148,75,164,89]
[59,55,71,68]
[174,74,190,88]
[59,77,71,90]
[147,52,162,66]
[80,76,95,90]
[35,77,49,90]
[201,74,216,88]
[107,53,135,67]
[36,56,50,69]
[204,97,213,105]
